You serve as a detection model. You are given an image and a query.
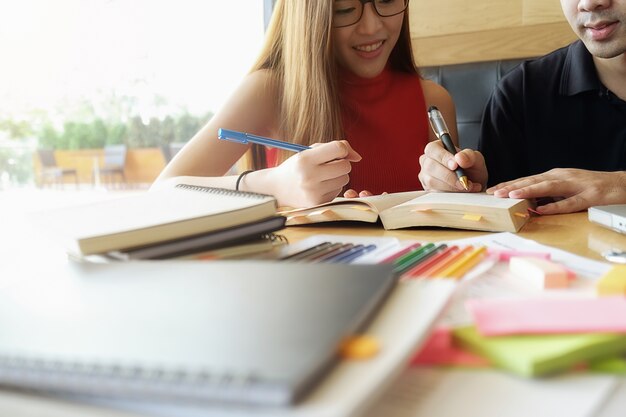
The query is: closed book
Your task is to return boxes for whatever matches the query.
[31,184,278,256]
[281,192,532,233]
[0,260,396,406]
[106,215,286,260]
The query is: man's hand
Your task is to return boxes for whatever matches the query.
[487,169,626,214]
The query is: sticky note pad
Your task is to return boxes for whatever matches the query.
[588,355,626,374]
[411,327,490,367]
[509,256,569,289]
[467,297,626,336]
[452,326,626,377]
[596,265,626,296]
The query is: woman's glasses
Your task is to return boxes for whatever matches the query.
[332,0,409,28]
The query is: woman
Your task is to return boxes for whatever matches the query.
[154,0,457,208]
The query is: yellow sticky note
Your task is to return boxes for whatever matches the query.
[350,205,373,212]
[597,265,626,296]
[462,213,482,222]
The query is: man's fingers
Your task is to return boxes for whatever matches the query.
[535,195,588,215]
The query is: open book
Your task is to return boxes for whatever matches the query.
[280,191,532,233]
[32,184,279,256]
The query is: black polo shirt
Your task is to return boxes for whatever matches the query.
[478,40,626,187]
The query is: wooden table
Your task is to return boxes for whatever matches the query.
[2,206,626,416]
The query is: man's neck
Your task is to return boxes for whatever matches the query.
[594,53,626,101]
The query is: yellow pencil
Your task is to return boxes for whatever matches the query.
[438,246,488,279]
[421,245,473,278]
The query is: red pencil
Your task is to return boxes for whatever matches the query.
[379,242,422,264]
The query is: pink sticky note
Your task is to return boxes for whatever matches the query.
[467,297,626,336]
[410,327,491,367]
[488,249,551,262]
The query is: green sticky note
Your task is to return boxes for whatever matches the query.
[452,326,626,377]
[589,356,626,374]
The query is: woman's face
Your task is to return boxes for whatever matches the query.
[332,2,405,78]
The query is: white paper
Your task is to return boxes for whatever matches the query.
[365,367,618,417]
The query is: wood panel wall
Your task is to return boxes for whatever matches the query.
[409,0,578,66]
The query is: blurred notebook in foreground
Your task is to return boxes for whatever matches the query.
[281,192,532,233]
[0,261,395,406]
[31,184,279,256]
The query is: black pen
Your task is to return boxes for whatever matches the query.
[427,106,469,191]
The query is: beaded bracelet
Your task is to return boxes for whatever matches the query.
[235,170,254,191]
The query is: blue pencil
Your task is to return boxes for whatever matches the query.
[329,244,377,263]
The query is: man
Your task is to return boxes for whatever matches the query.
[419,0,626,214]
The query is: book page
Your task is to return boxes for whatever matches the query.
[280,191,425,215]
[396,192,525,210]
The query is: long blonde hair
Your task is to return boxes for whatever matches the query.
[245,0,418,169]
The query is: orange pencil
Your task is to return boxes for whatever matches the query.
[439,246,488,279]
[405,245,459,278]
[420,245,474,277]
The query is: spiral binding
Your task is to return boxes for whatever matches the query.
[263,233,289,244]
[175,183,271,200]
[0,353,288,403]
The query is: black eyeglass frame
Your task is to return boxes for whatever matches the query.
[332,0,409,28]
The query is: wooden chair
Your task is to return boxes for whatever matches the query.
[36,149,78,188]
[94,144,127,188]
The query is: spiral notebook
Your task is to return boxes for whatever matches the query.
[105,216,286,260]
[31,184,278,256]
[0,260,396,406]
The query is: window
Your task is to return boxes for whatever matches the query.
[0,0,265,189]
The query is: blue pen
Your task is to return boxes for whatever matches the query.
[218,128,311,153]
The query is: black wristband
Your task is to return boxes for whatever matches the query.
[235,170,254,191]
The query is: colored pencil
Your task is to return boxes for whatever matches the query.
[394,243,435,266]
[419,245,474,277]
[329,244,377,263]
[307,243,354,262]
[280,241,332,260]
[405,245,459,278]
[393,243,441,275]
[379,242,422,264]
[439,246,488,279]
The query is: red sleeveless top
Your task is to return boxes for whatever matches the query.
[338,66,429,194]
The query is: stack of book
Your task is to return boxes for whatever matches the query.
[32,183,287,260]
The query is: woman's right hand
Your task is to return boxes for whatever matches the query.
[250,140,361,208]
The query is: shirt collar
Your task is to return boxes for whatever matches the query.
[560,40,604,96]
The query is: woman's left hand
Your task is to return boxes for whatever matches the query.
[343,189,387,198]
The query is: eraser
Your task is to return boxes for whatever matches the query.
[509,256,569,289]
